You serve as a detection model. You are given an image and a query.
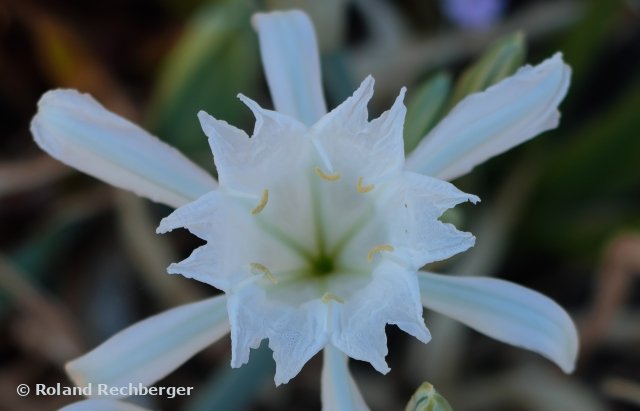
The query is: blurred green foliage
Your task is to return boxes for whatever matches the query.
[147,1,260,168]
[448,32,526,108]
[404,72,451,153]
[322,51,357,108]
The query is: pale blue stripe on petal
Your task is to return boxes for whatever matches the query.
[406,53,570,181]
[31,90,217,208]
[66,296,229,398]
[418,272,578,373]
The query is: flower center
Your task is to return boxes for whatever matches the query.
[311,253,335,277]
[238,143,396,306]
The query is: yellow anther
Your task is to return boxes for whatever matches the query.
[367,244,395,262]
[249,262,277,284]
[357,177,374,193]
[321,292,345,304]
[314,167,341,181]
[251,189,269,215]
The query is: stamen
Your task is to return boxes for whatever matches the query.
[357,177,374,193]
[251,189,269,215]
[314,167,341,181]
[249,262,277,284]
[321,292,345,304]
[367,244,395,262]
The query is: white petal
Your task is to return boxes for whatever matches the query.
[418,272,578,373]
[253,11,327,125]
[59,399,150,411]
[321,344,370,411]
[159,188,308,293]
[31,90,217,208]
[406,53,571,181]
[331,260,430,373]
[388,172,479,268]
[198,105,318,268]
[165,244,234,291]
[227,286,327,386]
[308,77,406,181]
[311,75,374,135]
[198,104,307,193]
[157,191,222,239]
[158,192,244,291]
[365,87,407,176]
[66,296,229,397]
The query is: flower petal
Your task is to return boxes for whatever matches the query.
[332,260,431,373]
[31,90,217,208]
[388,172,479,269]
[158,188,309,293]
[158,192,245,291]
[310,75,374,136]
[227,287,328,386]
[321,344,370,411]
[406,53,571,181]
[418,272,578,373]
[66,296,229,397]
[198,102,307,193]
[253,11,327,125]
[59,399,150,411]
[308,77,406,181]
[157,191,223,239]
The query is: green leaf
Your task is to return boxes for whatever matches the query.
[403,72,451,154]
[448,32,526,108]
[405,382,453,411]
[146,2,260,168]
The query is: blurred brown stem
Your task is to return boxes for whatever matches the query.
[580,233,640,354]
[0,156,70,197]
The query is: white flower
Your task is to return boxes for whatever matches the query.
[32,10,577,411]
[155,73,480,385]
